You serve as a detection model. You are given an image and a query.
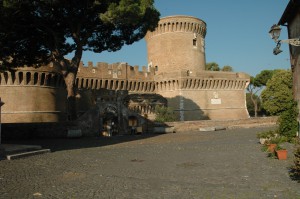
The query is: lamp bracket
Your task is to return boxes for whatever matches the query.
[280,38,300,46]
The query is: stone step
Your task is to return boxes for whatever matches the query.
[3,144,42,155]
[6,149,51,160]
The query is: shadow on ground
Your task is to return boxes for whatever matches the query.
[2,133,163,153]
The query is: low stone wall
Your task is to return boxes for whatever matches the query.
[165,117,278,132]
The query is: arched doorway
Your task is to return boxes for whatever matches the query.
[128,115,138,134]
[102,105,118,136]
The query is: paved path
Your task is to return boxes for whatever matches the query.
[0,127,300,198]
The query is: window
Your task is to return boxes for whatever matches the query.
[193,38,197,46]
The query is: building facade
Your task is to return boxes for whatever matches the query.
[278,0,300,108]
[0,15,250,135]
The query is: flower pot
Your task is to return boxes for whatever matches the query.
[267,144,277,153]
[276,150,287,160]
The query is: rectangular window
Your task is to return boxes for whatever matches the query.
[193,39,197,46]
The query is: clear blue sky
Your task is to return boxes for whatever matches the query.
[80,0,291,77]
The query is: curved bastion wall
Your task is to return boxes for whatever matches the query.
[145,15,207,74]
[154,70,250,120]
[0,65,67,123]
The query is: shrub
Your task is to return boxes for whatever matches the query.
[154,105,176,123]
[291,144,300,180]
[278,102,298,142]
[256,130,276,139]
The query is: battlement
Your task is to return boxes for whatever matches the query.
[154,70,250,92]
[145,15,207,40]
[77,61,155,80]
[0,66,65,88]
[76,61,156,93]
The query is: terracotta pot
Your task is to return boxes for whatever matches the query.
[267,144,277,153]
[276,150,287,160]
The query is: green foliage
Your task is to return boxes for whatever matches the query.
[154,105,176,123]
[291,144,300,179]
[221,65,233,72]
[278,103,298,141]
[0,0,160,67]
[205,62,220,71]
[256,130,276,139]
[253,70,274,87]
[247,70,274,117]
[205,62,234,72]
[275,144,286,150]
[261,70,293,116]
[267,135,288,145]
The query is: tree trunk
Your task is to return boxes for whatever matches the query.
[250,93,258,117]
[64,71,77,120]
[55,41,82,121]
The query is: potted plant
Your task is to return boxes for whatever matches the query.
[275,145,287,160]
[265,136,287,153]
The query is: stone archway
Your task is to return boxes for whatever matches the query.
[102,105,118,136]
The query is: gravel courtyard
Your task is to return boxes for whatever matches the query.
[1,127,300,198]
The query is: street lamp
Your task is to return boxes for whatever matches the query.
[269,24,282,42]
[269,24,300,55]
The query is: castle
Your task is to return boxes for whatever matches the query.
[0,16,250,135]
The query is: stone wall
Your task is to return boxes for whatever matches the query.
[0,66,67,123]
[155,70,250,120]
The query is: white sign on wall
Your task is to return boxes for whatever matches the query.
[211,92,221,104]
[211,98,221,104]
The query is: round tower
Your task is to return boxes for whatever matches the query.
[145,15,207,74]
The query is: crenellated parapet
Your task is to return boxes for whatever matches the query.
[145,15,206,40]
[76,61,156,93]
[154,71,250,92]
[0,66,65,88]
[77,61,155,79]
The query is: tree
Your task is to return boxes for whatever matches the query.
[205,62,234,72]
[221,65,233,72]
[246,93,262,117]
[0,0,160,120]
[247,70,274,117]
[261,70,293,115]
[205,62,220,71]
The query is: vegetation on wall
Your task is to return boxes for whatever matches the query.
[0,0,160,120]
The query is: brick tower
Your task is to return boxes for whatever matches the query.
[145,15,206,74]
[145,16,250,120]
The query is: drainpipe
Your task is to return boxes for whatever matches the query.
[0,98,4,145]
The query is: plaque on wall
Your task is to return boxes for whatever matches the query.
[211,98,221,104]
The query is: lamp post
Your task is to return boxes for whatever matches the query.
[269,24,300,55]
[0,98,4,145]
